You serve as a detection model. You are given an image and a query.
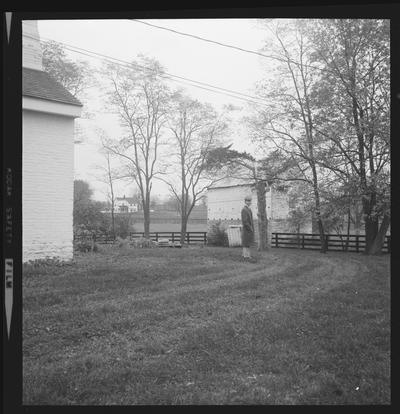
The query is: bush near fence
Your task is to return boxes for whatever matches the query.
[206,222,229,247]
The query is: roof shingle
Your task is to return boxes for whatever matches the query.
[23,67,83,107]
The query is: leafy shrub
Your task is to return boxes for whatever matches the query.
[74,238,99,253]
[116,236,129,248]
[207,221,229,247]
[114,214,135,239]
[73,224,99,252]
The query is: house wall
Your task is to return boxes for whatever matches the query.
[115,199,138,212]
[207,184,312,244]
[23,110,75,261]
[207,185,273,220]
[207,185,293,222]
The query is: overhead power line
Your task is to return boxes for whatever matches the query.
[129,19,329,74]
[23,30,270,107]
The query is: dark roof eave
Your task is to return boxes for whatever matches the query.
[23,93,84,107]
[23,67,83,107]
[208,183,254,190]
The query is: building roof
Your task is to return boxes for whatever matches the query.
[115,197,137,204]
[23,67,83,107]
[208,176,254,190]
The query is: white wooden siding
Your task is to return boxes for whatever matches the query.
[23,110,75,261]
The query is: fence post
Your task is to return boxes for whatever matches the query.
[204,232,207,244]
[172,232,175,243]
[275,233,279,248]
[302,234,305,249]
[356,235,359,253]
[186,232,190,244]
[325,235,329,251]
[156,232,159,242]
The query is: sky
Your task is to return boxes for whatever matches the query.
[37,18,275,201]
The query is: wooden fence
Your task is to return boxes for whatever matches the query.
[74,232,207,245]
[271,232,390,253]
[75,231,390,253]
[130,231,207,245]
[73,234,116,245]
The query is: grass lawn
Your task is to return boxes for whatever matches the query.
[23,246,390,405]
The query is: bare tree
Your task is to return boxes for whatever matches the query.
[103,57,170,238]
[161,93,227,244]
[94,138,119,239]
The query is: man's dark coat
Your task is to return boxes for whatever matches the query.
[241,205,254,247]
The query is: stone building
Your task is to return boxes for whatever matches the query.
[22,21,82,261]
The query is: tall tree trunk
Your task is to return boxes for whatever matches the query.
[180,215,188,245]
[143,210,150,239]
[362,193,379,254]
[143,195,150,239]
[111,206,115,239]
[310,164,327,253]
[256,180,269,251]
[369,213,390,255]
[364,217,379,254]
[345,204,351,252]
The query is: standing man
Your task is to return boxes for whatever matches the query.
[241,195,255,260]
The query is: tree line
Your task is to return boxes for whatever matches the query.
[206,19,390,255]
[42,18,390,254]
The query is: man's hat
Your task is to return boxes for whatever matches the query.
[244,195,252,201]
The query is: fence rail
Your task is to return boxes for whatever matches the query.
[74,231,208,245]
[130,231,207,244]
[271,232,390,253]
[73,234,116,244]
[74,231,390,253]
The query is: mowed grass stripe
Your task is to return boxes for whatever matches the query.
[23,247,390,405]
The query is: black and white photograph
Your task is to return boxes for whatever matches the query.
[3,5,395,407]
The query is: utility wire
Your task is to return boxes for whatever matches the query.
[130,19,329,74]
[24,31,270,107]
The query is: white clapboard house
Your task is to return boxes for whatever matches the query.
[22,20,82,262]
[114,196,139,213]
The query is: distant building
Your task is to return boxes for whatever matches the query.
[114,196,139,213]
[207,176,312,239]
[22,21,82,262]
